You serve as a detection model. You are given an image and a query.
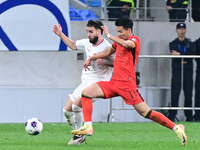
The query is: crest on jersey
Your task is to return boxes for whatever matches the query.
[130,38,136,42]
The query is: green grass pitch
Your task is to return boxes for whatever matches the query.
[0,122,199,150]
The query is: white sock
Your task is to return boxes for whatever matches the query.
[72,104,83,129]
[63,108,76,130]
[84,122,92,125]
[172,124,178,132]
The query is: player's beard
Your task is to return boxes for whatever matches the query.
[89,36,98,44]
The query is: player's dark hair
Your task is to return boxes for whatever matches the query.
[115,16,133,31]
[87,20,104,35]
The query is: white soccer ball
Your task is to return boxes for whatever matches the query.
[25,118,43,135]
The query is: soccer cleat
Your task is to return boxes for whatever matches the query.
[71,125,94,136]
[175,124,188,146]
[68,135,86,145]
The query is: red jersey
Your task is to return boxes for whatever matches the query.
[111,36,140,90]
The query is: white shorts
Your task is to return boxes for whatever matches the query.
[69,79,100,102]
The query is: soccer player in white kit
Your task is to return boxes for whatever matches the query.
[53,20,114,145]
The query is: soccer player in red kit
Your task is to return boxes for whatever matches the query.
[71,16,188,146]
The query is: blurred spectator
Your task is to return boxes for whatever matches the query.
[168,23,196,121]
[166,0,188,22]
[192,0,200,21]
[193,38,200,121]
[107,0,135,21]
[69,5,99,21]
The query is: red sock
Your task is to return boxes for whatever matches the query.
[82,96,93,122]
[148,110,175,130]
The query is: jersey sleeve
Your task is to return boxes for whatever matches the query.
[169,40,179,52]
[112,42,117,50]
[129,37,139,49]
[103,39,112,49]
[75,39,88,50]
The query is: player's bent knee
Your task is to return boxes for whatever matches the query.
[82,84,94,96]
[81,93,92,99]
[136,109,150,117]
[82,88,90,97]
[72,104,82,111]
[82,83,99,97]
[144,110,152,118]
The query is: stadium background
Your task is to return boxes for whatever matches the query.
[0,0,200,123]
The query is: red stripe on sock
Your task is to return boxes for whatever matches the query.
[82,96,93,122]
[149,110,175,130]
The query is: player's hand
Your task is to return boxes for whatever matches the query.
[84,58,91,71]
[101,26,109,37]
[53,24,62,36]
[97,59,104,66]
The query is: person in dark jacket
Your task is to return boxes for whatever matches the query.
[168,23,196,121]
[193,38,200,121]
[192,0,200,21]
[107,0,135,21]
[166,0,188,22]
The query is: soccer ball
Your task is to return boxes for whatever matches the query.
[25,118,43,135]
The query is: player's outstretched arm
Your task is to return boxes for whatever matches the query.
[97,55,115,67]
[84,47,115,71]
[53,24,76,50]
[101,26,135,49]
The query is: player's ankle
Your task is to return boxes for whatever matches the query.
[84,122,92,126]
[172,124,178,132]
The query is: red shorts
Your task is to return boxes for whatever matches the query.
[97,80,144,105]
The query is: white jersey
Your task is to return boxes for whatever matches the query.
[75,38,113,82]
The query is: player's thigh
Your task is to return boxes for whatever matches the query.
[119,89,144,105]
[70,80,101,106]
[82,83,104,98]
[133,102,150,117]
